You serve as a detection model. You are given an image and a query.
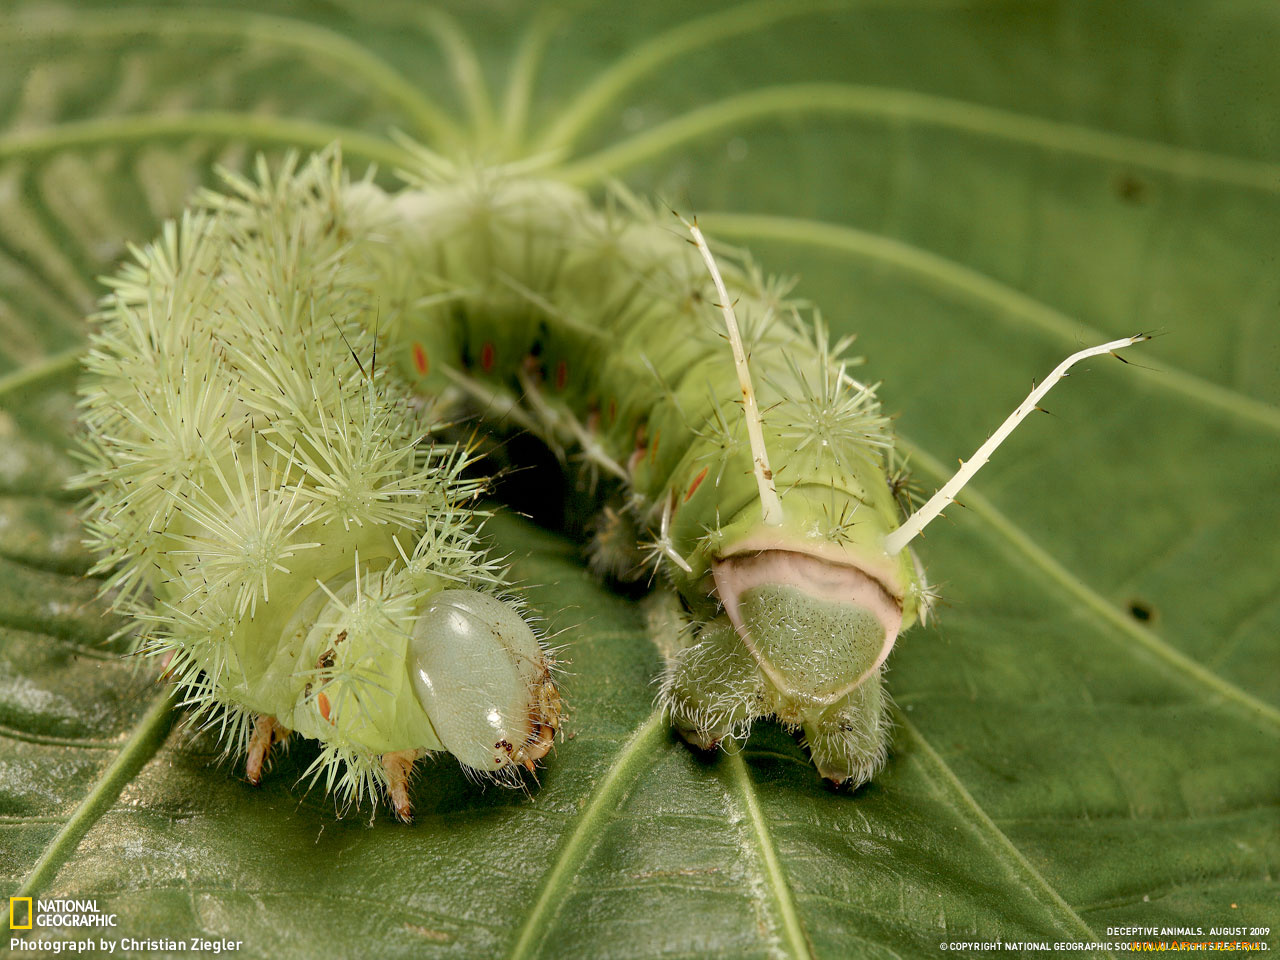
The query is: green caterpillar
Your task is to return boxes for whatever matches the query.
[77,143,1142,816]
[74,152,561,821]
[339,151,921,783]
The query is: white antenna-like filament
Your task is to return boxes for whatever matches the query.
[883,335,1149,556]
[684,217,785,527]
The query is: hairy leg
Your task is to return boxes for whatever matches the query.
[381,749,423,823]
[245,715,290,786]
[801,673,889,787]
[658,620,768,751]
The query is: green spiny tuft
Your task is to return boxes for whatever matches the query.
[74,146,561,818]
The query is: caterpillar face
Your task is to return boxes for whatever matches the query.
[712,550,903,701]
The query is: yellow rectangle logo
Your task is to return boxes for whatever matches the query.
[9,896,33,930]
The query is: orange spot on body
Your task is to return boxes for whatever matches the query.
[555,359,568,391]
[318,692,331,723]
[411,342,429,375]
[649,428,661,463]
[627,423,649,474]
[522,353,542,380]
[685,466,709,502]
[481,341,496,372]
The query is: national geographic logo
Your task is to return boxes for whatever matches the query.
[8,898,117,929]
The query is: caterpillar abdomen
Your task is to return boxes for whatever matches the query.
[75,151,561,819]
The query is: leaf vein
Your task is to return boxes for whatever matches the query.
[897,437,1280,729]
[0,114,415,172]
[3,689,174,924]
[559,83,1280,196]
[727,752,814,960]
[702,213,1280,434]
[899,717,1114,957]
[505,710,667,960]
[4,8,459,144]
[0,723,123,750]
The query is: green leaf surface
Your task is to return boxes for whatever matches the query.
[1,2,1277,957]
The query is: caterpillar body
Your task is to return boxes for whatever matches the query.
[77,145,1143,811]
[74,152,561,821]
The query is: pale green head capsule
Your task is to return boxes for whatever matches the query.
[662,543,908,785]
[409,590,559,776]
[679,464,921,715]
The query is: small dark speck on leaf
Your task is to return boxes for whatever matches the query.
[1113,172,1149,204]
[1128,599,1156,623]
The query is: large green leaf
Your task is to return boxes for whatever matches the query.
[1,1,1277,957]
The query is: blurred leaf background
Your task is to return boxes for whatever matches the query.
[0,1,1277,957]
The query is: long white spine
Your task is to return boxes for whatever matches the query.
[685,219,785,527]
[884,335,1148,556]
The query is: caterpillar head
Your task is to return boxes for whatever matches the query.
[665,432,926,716]
[660,474,922,785]
[706,473,921,707]
[655,491,916,783]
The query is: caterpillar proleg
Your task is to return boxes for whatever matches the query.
[74,150,562,820]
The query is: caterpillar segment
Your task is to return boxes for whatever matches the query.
[74,149,561,819]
